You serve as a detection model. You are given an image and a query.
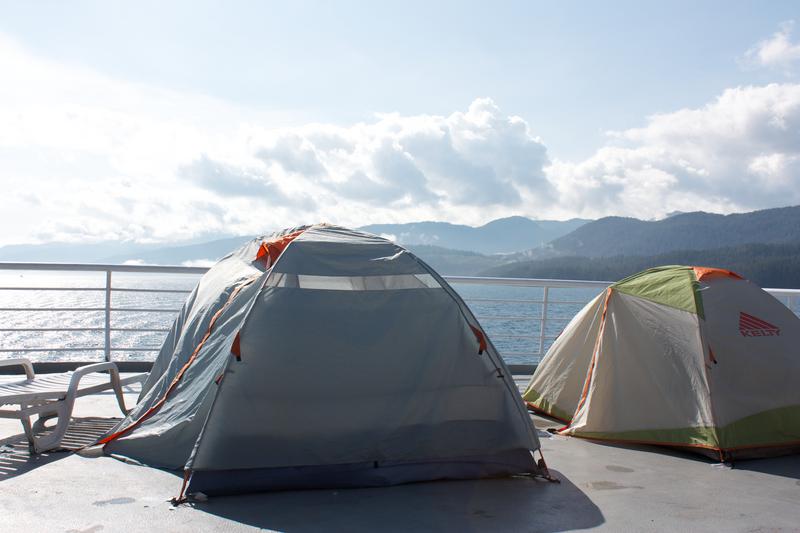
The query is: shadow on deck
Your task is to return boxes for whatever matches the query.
[189,471,604,533]
[0,417,119,480]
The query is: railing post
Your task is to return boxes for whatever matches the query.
[104,269,112,362]
[539,286,549,360]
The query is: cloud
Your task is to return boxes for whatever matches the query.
[743,21,800,72]
[253,98,552,209]
[546,83,800,219]
[3,31,800,245]
[180,155,288,200]
[256,135,327,177]
[0,31,557,244]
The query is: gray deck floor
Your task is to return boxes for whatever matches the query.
[1,376,799,532]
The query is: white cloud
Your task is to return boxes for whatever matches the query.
[546,83,800,219]
[0,33,555,245]
[743,21,800,72]
[2,32,800,245]
[252,98,553,210]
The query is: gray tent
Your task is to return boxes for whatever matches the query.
[101,225,542,495]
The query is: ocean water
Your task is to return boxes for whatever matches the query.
[0,271,796,366]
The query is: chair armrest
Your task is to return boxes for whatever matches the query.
[68,362,121,394]
[70,361,120,382]
[67,361,130,415]
[0,358,35,379]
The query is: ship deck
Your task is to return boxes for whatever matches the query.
[1,376,798,532]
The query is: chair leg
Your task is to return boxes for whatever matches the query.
[31,409,60,433]
[111,375,129,415]
[19,414,35,449]
[30,402,71,453]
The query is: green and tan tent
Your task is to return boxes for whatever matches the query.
[523,265,800,461]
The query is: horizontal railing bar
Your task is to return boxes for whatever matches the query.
[479,316,571,322]
[478,315,542,321]
[489,334,538,339]
[501,351,541,356]
[0,286,105,291]
[0,347,103,352]
[0,286,192,294]
[0,327,104,332]
[0,307,180,313]
[110,328,171,333]
[446,275,613,289]
[0,307,106,312]
[110,308,181,313]
[0,262,208,274]
[465,298,594,305]
[111,288,193,294]
[0,347,161,352]
[464,298,546,304]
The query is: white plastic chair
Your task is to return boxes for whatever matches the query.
[0,358,145,453]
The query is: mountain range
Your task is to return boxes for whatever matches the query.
[0,217,588,266]
[546,206,800,257]
[360,216,589,254]
[1,206,798,286]
[489,206,800,287]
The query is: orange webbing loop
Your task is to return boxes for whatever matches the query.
[469,325,487,354]
[256,230,306,268]
[231,332,241,361]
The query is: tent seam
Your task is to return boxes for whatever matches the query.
[404,250,541,452]
[184,227,312,472]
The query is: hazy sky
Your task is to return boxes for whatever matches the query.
[1,1,800,244]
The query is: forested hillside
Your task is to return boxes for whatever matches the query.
[548,206,800,258]
[482,242,800,288]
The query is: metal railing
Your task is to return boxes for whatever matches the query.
[444,276,613,362]
[0,263,204,364]
[0,262,798,368]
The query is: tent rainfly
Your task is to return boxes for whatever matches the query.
[100,225,545,497]
[524,265,800,461]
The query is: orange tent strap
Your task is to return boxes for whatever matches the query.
[99,278,255,446]
[469,325,487,354]
[566,288,613,430]
[693,266,744,282]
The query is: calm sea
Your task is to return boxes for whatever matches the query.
[1,271,796,366]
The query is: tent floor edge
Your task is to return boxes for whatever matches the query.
[185,449,539,496]
[720,441,800,461]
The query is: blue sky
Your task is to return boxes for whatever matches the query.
[1,1,800,244]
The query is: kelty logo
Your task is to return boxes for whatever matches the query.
[739,312,780,337]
